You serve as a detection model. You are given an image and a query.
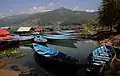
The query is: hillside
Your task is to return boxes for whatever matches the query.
[0,7,98,27]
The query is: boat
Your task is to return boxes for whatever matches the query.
[55,31,72,35]
[55,30,76,35]
[32,43,80,67]
[0,38,19,51]
[43,35,77,41]
[11,35,34,42]
[34,35,47,44]
[86,45,116,73]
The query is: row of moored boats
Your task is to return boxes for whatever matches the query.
[0,29,116,73]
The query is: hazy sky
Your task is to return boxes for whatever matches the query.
[0,0,101,17]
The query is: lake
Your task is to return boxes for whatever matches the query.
[0,39,98,76]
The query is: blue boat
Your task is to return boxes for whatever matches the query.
[86,45,116,73]
[43,35,77,41]
[34,35,47,44]
[32,43,79,64]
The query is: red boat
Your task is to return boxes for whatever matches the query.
[0,29,19,51]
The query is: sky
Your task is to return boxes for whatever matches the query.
[0,0,101,18]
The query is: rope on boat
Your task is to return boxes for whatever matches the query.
[111,46,120,62]
[99,64,105,73]
[115,58,120,62]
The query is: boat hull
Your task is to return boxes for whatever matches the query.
[33,51,79,71]
[11,35,34,44]
[32,43,80,69]
[0,38,19,51]
[44,37,77,42]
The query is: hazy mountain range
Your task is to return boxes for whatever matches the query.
[0,7,98,27]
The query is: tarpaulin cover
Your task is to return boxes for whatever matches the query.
[17,27,31,32]
[35,27,44,31]
[33,43,59,57]
[0,29,10,40]
[0,29,9,36]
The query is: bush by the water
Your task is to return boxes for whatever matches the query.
[0,48,25,58]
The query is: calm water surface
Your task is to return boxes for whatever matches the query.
[0,40,97,76]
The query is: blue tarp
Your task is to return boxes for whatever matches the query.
[33,43,59,57]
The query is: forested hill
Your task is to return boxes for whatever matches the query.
[0,7,98,26]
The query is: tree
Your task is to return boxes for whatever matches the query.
[98,0,115,31]
[99,0,120,32]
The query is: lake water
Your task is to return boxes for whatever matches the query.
[0,39,98,76]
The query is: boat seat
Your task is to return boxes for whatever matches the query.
[93,59,106,64]
[93,62,102,65]
[92,55,111,63]
[92,57,106,63]
[99,53,109,57]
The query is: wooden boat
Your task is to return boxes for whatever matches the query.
[34,36,47,44]
[43,35,77,41]
[32,43,80,68]
[32,43,98,75]
[11,35,34,42]
[0,38,19,51]
[86,45,116,74]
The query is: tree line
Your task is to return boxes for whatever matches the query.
[99,0,120,32]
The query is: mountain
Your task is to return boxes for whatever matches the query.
[0,7,98,27]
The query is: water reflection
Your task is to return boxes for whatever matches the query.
[47,40,77,48]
